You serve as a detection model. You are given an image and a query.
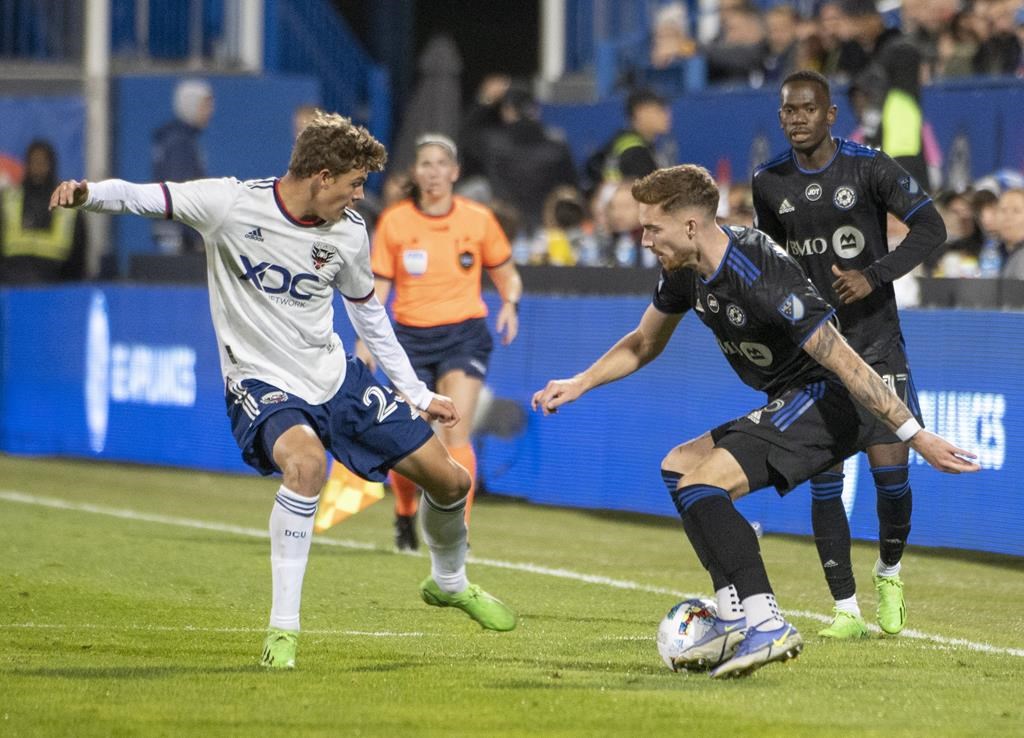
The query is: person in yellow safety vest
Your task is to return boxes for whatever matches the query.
[0,140,86,284]
[583,89,674,197]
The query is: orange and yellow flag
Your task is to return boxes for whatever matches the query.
[314,460,386,533]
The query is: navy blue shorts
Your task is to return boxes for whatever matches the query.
[225,356,434,481]
[394,318,493,390]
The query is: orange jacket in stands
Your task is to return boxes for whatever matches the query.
[371,196,511,328]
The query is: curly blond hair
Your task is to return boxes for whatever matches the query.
[288,110,387,178]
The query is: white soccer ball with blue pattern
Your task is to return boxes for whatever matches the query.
[656,597,718,671]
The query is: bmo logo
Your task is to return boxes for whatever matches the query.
[238,255,319,300]
[832,226,865,259]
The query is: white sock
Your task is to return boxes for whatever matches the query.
[742,593,785,631]
[715,585,745,621]
[268,485,318,631]
[420,492,468,594]
[835,595,861,617]
[875,559,901,578]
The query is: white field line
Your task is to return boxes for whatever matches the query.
[2,623,424,637]
[2,490,1022,659]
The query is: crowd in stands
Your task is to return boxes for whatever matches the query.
[388,0,1023,287]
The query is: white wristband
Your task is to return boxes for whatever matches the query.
[895,418,922,442]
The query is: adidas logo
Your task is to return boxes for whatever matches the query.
[823,559,838,568]
[244,227,264,242]
[778,199,795,214]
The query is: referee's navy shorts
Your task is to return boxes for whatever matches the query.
[225,355,433,481]
[394,317,494,390]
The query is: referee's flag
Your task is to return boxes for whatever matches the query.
[314,460,386,533]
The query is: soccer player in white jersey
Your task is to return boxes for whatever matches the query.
[50,111,517,669]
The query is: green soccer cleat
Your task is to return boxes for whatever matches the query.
[260,627,298,669]
[420,577,517,632]
[874,574,907,634]
[818,608,870,639]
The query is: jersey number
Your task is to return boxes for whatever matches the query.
[362,386,399,423]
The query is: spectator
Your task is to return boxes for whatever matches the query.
[816,1,846,77]
[600,180,654,268]
[833,0,904,83]
[650,2,698,69]
[704,3,768,87]
[935,10,984,79]
[997,188,1024,278]
[972,0,1023,75]
[151,78,214,254]
[458,73,511,186]
[763,5,801,84]
[583,88,673,197]
[901,0,960,79]
[0,139,86,284]
[479,84,577,235]
[537,186,599,267]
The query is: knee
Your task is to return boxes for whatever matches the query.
[280,452,326,497]
[426,460,471,506]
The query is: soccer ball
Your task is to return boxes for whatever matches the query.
[656,597,718,671]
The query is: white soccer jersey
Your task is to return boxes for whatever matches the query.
[83,177,431,407]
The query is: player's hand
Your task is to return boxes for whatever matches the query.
[909,430,980,474]
[50,179,89,210]
[831,264,873,304]
[354,339,377,373]
[424,393,461,428]
[496,301,519,345]
[531,377,585,415]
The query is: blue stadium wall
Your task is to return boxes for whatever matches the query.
[0,285,1018,556]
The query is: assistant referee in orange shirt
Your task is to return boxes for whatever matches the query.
[358,133,523,549]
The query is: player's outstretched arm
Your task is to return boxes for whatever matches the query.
[803,321,980,473]
[532,305,682,415]
[49,179,90,210]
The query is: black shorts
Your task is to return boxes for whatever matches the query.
[857,342,923,447]
[710,378,890,495]
[394,318,494,390]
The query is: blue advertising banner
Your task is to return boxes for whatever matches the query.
[0,286,1019,556]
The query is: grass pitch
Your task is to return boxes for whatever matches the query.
[1,455,1022,737]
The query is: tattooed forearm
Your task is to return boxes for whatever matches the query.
[804,323,912,432]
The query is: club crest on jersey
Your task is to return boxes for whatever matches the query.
[706,293,720,313]
[459,250,475,270]
[805,183,822,201]
[833,186,857,210]
[311,241,335,270]
[726,303,747,326]
[777,293,805,324]
[260,391,289,404]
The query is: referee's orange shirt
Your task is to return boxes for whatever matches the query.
[371,196,512,328]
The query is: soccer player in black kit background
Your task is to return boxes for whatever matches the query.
[752,70,947,639]
[532,164,975,678]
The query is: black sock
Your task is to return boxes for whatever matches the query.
[810,472,856,600]
[662,470,732,591]
[680,488,772,600]
[872,465,912,567]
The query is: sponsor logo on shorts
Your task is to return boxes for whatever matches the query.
[469,359,487,374]
[764,399,785,412]
[260,391,289,404]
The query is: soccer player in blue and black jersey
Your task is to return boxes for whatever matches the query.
[752,70,946,639]
[532,164,976,678]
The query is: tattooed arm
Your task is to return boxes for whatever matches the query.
[803,322,912,432]
[802,322,979,473]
